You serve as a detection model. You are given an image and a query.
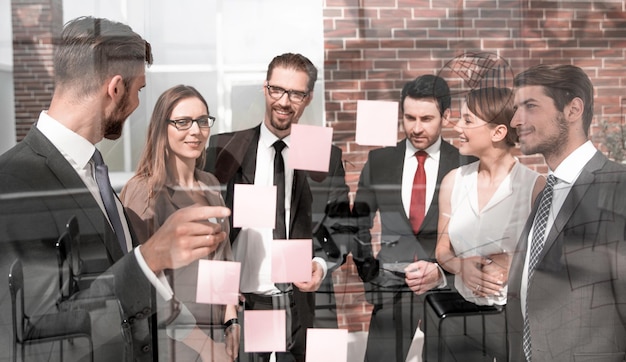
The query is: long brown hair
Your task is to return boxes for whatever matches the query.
[129,85,209,198]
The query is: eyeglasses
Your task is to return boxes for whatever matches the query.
[168,116,215,130]
[266,85,309,103]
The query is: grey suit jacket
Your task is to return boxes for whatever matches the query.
[507,151,626,362]
[0,127,156,361]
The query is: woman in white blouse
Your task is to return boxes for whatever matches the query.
[436,87,545,306]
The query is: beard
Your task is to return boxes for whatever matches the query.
[102,92,131,140]
[521,112,569,158]
[269,116,292,132]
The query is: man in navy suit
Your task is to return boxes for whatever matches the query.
[353,74,472,362]
[0,16,229,361]
[205,53,350,362]
[507,64,626,361]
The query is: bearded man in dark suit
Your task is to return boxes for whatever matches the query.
[205,52,350,362]
[0,16,229,361]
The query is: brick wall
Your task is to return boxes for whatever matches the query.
[9,0,625,334]
[324,0,626,332]
[11,0,62,141]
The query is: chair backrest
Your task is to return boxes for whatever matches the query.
[65,215,81,274]
[56,230,76,301]
[8,259,25,343]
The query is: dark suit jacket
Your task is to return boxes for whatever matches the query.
[353,139,468,294]
[0,127,156,361]
[507,151,626,362]
[204,124,350,332]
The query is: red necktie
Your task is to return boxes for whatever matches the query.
[409,150,428,234]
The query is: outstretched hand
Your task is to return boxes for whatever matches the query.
[140,205,231,274]
[294,260,324,292]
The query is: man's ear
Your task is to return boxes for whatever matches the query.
[106,75,125,102]
[441,108,451,126]
[564,97,584,123]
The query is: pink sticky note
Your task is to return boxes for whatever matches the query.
[196,260,241,305]
[244,310,286,352]
[272,239,312,283]
[356,100,399,147]
[233,184,276,228]
[306,328,348,362]
[288,124,333,172]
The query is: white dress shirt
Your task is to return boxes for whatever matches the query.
[400,137,446,287]
[234,122,327,295]
[401,137,442,218]
[520,141,597,316]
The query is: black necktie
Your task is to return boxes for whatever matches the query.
[273,140,287,240]
[92,149,128,254]
[272,140,290,292]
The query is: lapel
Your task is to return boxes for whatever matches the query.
[538,151,606,262]
[213,126,260,185]
[24,128,125,261]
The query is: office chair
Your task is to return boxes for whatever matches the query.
[56,230,77,305]
[423,290,507,362]
[66,215,109,290]
[9,259,94,362]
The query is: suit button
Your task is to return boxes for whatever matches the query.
[136,312,144,319]
[142,307,151,315]
[141,345,151,353]
[128,317,136,324]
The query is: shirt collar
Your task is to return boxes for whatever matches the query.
[404,137,442,163]
[550,140,596,184]
[36,111,96,168]
[260,121,291,149]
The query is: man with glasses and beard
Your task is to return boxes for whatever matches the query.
[205,53,350,362]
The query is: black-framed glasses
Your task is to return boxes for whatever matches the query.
[266,84,309,103]
[168,116,215,130]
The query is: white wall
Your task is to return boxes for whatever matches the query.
[0,0,16,154]
[62,0,323,178]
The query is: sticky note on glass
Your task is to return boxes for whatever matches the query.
[233,184,276,228]
[356,100,398,147]
[288,124,333,172]
[196,260,240,305]
[244,310,286,352]
[272,239,312,283]
[306,328,348,362]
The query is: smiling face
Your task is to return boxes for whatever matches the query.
[401,97,447,150]
[167,97,210,166]
[511,85,569,159]
[263,66,312,139]
[454,102,493,157]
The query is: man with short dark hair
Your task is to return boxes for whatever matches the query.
[353,74,472,361]
[0,16,229,361]
[508,64,626,361]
